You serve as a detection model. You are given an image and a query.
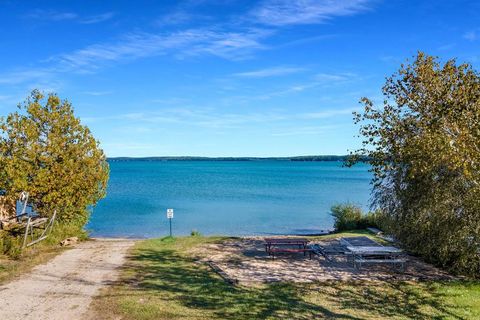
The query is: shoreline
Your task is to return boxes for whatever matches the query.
[88,229,335,240]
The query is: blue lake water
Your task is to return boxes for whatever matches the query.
[87,161,372,238]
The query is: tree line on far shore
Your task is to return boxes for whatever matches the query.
[107,155,370,162]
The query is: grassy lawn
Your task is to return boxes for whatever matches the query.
[0,245,65,284]
[90,233,480,320]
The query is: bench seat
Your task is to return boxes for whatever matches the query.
[269,248,309,253]
[354,258,407,270]
[355,258,406,264]
[268,248,313,259]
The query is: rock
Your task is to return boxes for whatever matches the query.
[0,219,11,229]
[60,237,79,246]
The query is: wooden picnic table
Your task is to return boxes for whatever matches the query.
[264,238,309,250]
[264,238,311,259]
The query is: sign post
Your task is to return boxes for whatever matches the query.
[167,208,174,237]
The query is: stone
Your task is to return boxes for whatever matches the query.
[60,237,79,246]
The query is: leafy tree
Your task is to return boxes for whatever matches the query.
[351,52,480,276]
[0,90,109,226]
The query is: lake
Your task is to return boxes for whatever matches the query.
[87,161,372,238]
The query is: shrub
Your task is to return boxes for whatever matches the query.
[1,234,22,259]
[330,204,363,231]
[0,214,88,257]
[190,230,201,237]
[331,204,384,231]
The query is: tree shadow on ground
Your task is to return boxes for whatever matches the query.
[127,248,356,319]
[103,241,471,320]
[319,280,464,320]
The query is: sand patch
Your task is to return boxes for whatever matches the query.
[192,237,455,285]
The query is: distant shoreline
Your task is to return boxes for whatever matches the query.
[107,155,367,162]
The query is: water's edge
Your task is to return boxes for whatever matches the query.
[87,161,371,238]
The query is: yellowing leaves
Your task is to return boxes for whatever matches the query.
[0,90,109,224]
[351,52,480,277]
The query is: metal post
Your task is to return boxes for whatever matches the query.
[167,208,174,237]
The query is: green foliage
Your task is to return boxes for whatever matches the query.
[190,229,202,237]
[0,214,87,257]
[330,204,381,231]
[0,90,109,224]
[45,219,89,245]
[350,52,480,277]
[1,234,22,259]
[331,204,362,231]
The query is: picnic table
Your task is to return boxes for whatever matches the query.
[264,238,311,259]
[346,245,406,270]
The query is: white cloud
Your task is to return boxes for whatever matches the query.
[234,72,358,101]
[80,12,115,24]
[156,11,194,26]
[82,91,113,96]
[463,31,477,41]
[315,72,356,82]
[54,28,272,71]
[251,0,372,26]
[24,9,114,24]
[82,106,357,129]
[150,97,190,104]
[0,27,272,86]
[25,9,78,21]
[233,66,304,78]
[0,68,54,85]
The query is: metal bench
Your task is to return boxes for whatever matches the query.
[354,257,407,271]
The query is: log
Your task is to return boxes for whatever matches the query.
[206,261,239,285]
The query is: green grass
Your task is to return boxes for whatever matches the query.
[91,233,480,320]
[0,244,65,284]
[0,221,86,284]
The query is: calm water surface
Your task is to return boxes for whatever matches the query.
[87,161,372,238]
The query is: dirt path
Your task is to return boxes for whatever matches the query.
[0,238,135,320]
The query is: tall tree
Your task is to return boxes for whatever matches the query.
[0,90,109,226]
[351,52,480,276]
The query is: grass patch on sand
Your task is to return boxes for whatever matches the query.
[90,232,480,320]
[0,221,87,284]
[0,245,65,284]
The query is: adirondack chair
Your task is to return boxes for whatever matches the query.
[0,191,57,248]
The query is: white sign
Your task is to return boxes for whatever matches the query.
[167,208,174,219]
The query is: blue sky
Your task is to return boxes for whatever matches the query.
[0,0,479,157]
